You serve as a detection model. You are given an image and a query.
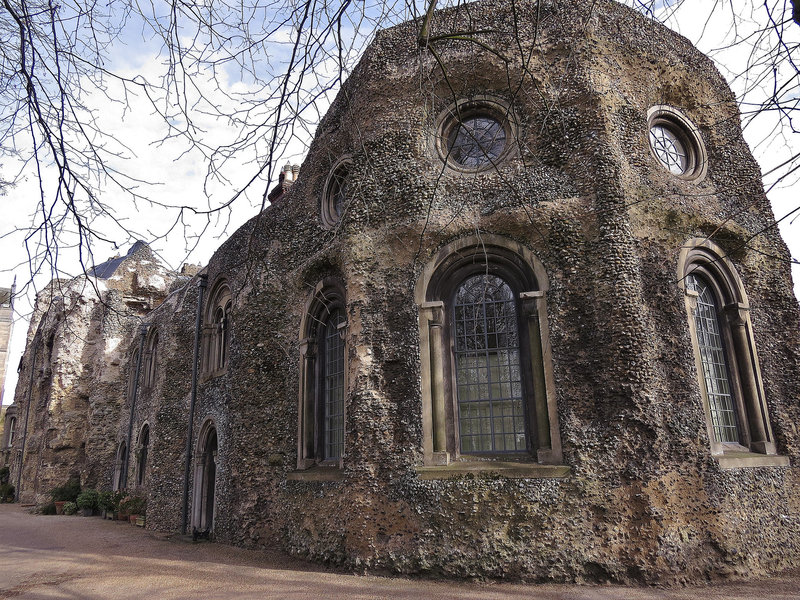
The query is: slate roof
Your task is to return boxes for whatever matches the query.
[89,241,148,279]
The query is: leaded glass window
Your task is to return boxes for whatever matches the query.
[649,124,688,174]
[687,274,740,443]
[447,116,507,168]
[322,309,346,460]
[453,274,526,453]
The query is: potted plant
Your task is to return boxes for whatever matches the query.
[0,467,14,503]
[62,501,78,515]
[97,490,117,519]
[50,478,81,515]
[119,494,146,525]
[76,489,99,516]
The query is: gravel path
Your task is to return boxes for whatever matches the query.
[0,504,798,599]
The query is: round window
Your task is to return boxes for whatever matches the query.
[321,158,351,228]
[437,99,515,172]
[647,106,706,180]
[649,124,688,175]
[447,115,507,168]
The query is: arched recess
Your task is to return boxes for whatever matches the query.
[142,329,159,388]
[136,423,150,486]
[678,238,778,457]
[192,419,218,534]
[127,349,139,402]
[297,277,347,469]
[113,441,127,491]
[415,234,561,466]
[202,279,232,379]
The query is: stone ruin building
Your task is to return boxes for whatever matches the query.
[3,0,800,584]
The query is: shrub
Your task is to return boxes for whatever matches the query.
[76,489,99,510]
[62,501,78,515]
[119,495,146,515]
[40,502,57,515]
[0,483,15,503]
[0,466,9,485]
[50,478,81,502]
[97,490,117,512]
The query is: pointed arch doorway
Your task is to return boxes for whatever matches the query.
[192,421,218,536]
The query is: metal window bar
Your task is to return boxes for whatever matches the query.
[323,310,345,460]
[687,274,740,443]
[454,274,526,453]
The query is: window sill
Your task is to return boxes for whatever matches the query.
[715,453,790,469]
[415,461,570,480]
[286,466,344,482]
[200,369,227,383]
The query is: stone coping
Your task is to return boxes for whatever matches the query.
[716,453,790,470]
[415,461,570,480]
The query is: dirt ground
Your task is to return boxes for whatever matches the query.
[0,504,798,599]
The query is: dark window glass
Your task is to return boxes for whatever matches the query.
[137,426,149,486]
[322,309,346,460]
[453,274,526,453]
[687,274,740,443]
[447,116,506,168]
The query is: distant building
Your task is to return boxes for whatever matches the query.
[0,281,14,407]
[4,0,800,585]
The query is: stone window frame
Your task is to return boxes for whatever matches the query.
[320,156,352,229]
[647,105,707,181]
[142,328,159,388]
[136,422,150,487]
[202,279,232,380]
[296,278,348,471]
[678,238,787,468]
[415,234,564,476]
[434,96,518,174]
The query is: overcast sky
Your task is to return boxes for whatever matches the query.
[1,1,798,404]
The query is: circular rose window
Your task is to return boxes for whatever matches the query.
[447,115,507,168]
[321,158,351,228]
[436,99,515,172]
[647,106,707,180]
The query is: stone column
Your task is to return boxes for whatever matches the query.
[420,301,448,465]
[725,303,773,453]
[520,291,551,455]
[298,338,317,467]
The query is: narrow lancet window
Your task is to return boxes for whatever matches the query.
[323,309,345,460]
[687,274,740,443]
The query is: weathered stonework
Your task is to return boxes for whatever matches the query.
[5,0,800,585]
[5,243,178,501]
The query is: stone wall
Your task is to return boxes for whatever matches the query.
[7,244,178,502]
[8,0,800,585]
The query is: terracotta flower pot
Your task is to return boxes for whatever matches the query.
[129,514,139,524]
[54,501,66,515]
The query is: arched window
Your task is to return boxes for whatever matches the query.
[416,235,562,468]
[136,424,150,486]
[142,330,158,388]
[202,280,232,378]
[192,420,218,534]
[452,274,526,453]
[679,238,780,459]
[6,416,16,448]
[113,441,127,491]
[297,279,347,468]
[127,349,139,402]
